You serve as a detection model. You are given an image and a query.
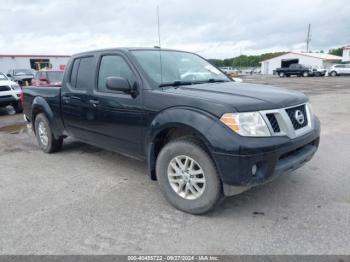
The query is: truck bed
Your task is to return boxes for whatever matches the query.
[23,86,63,130]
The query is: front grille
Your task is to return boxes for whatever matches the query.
[285,105,308,130]
[0,85,11,91]
[266,113,280,132]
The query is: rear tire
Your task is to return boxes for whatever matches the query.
[13,101,23,114]
[34,113,63,153]
[156,138,222,215]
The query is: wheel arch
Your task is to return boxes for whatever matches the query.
[146,107,229,181]
[31,97,64,139]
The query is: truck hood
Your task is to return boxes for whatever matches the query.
[164,82,308,112]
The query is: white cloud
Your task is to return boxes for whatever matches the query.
[0,0,349,58]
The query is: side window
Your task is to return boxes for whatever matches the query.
[70,59,80,88]
[76,57,95,90]
[97,55,136,92]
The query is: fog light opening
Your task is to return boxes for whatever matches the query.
[252,164,258,176]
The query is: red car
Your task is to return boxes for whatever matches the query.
[32,70,64,87]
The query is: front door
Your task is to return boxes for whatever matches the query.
[87,53,145,158]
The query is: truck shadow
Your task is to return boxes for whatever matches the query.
[59,138,307,218]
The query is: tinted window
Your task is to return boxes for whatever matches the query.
[335,65,345,68]
[70,59,80,87]
[98,55,135,92]
[76,56,94,90]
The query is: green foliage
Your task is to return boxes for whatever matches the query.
[329,47,343,56]
[208,52,287,68]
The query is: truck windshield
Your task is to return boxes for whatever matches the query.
[47,71,64,82]
[131,50,230,86]
[14,69,34,76]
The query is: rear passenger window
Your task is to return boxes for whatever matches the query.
[97,55,136,92]
[70,59,80,88]
[76,57,94,90]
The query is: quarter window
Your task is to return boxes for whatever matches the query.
[76,56,95,90]
[70,59,80,88]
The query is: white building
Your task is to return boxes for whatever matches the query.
[0,54,70,73]
[342,46,350,62]
[261,52,342,75]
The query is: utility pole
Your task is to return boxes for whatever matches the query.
[306,24,311,53]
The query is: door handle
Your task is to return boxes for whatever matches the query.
[89,99,100,107]
[62,95,70,103]
[70,95,81,100]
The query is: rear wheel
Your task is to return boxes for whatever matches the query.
[34,113,63,153]
[156,138,222,215]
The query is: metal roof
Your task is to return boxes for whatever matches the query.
[261,52,342,62]
[0,54,70,58]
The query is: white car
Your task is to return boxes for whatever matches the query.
[328,64,350,76]
[0,72,23,113]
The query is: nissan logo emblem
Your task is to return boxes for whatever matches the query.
[294,110,305,125]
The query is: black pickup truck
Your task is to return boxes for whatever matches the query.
[23,48,320,214]
[276,64,312,77]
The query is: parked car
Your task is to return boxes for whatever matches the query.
[7,69,35,86]
[310,66,327,77]
[0,72,23,113]
[31,70,64,87]
[276,64,312,77]
[328,64,350,76]
[23,48,320,214]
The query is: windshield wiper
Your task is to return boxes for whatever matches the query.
[159,80,194,87]
[159,79,230,88]
[205,78,230,83]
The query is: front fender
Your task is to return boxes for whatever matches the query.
[146,107,238,180]
[31,96,64,139]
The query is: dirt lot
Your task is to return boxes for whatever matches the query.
[1,76,350,254]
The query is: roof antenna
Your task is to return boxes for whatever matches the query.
[157,5,161,48]
[156,5,163,83]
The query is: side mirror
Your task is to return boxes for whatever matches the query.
[39,77,48,82]
[6,74,12,77]
[106,76,131,93]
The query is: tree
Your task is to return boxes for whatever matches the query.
[208,52,287,68]
[329,47,343,56]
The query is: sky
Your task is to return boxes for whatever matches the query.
[0,0,349,59]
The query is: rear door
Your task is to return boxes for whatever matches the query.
[61,56,96,141]
[87,52,146,158]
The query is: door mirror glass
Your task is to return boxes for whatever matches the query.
[106,76,131,92]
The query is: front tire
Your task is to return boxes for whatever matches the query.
[330,71,337,77]
[34,113,63,153]
[278,72,285,77]
[156,138,222,215]
[303,71,309,77]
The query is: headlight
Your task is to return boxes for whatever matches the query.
[10,84,21,90]
[220,112,271,137]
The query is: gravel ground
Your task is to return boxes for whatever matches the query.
[0,76,350,255]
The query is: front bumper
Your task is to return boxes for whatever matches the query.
[213,117,320,193]
[0,95,18,107]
